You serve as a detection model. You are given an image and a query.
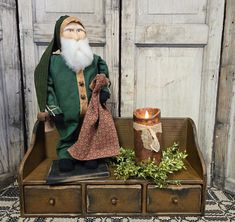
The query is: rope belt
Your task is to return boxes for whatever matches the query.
[133,122,162,152]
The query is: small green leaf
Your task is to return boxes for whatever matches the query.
[111,143,187,188]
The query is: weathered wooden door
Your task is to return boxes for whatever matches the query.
[121,0,225,182]
[0,0,24,184]
[18,0,225,184]
[225,94,235,194]
[18,0,120,137]
[214,0,235,194]
[224,98,235,193]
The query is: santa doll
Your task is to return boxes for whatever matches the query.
[35,15,116,172]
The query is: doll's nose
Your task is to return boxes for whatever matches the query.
[74,32,80,41]
[74,32,86,41]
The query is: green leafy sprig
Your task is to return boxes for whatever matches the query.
[111,143,188,188]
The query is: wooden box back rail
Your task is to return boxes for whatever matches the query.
[18,118,207,217]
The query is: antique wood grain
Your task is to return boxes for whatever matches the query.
[22,158,203,185]
[105,0,120,116]
[147,185,201,213]
[24,185,82,214]
[17,0,37,141]
[18,121,45,183]
[18,118,206,216]
[214,0,235,194]
[186,119,204,179]
[21,118,204,184]
[0,0,24,183]
[19,118,206,216]
[135,24,208,46]
[86,185,142,213]
[197,0,225,185]
[114,118,135,149]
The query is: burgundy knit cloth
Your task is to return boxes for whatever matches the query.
[68,74,120,160]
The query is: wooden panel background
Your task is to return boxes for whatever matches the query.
[0,0,231,188]
[0,0,24,184]
[214,0,235,194]
[18,0,120,138]
[135,47,203,124]
[225,91,235,194]
[0,18,8,176]
[121,0,225,184]
[121,0,208,115]
[197,0,225,185]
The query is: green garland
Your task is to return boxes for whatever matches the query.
[110,143,188,188]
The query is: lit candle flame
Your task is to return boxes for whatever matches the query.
[145,110,149,119]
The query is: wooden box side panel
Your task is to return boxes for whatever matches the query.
[18,121,46,181]
[186,119,206,179]
[44,129,59,159]
[114,118,135,149]
[186,118,207,214]
[161,118,188,151]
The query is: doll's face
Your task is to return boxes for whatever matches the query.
[61,22,86,41]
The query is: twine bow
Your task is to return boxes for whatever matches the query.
[133,122,162,152]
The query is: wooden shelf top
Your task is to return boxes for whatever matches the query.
[23,158,203,185]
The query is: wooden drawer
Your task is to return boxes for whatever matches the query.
[86,185,142,213]
[24,185,82,214]
[147,185,201,213]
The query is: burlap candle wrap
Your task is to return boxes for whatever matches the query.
[133,108,163,164]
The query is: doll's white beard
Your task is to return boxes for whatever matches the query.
[61,37,94,72]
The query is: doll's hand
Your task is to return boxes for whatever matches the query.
[100,90,110,104]
[52,113,64,123]
[37,112,50,121]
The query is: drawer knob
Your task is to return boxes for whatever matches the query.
[49,198,56,206]
[111,197,118,205]
[172,197,178,204]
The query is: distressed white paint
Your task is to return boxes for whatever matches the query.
[136,0,207,24]
[18,0,120,140]
[135,47,203,125]
[213,0,235,193]
[135,24,208,45]
[17,0,38,140]
[148,0,199,15]
[104,0,120,115]
[198,0,225,184]
[121,0,208,117]
[34,0,104,24]
[225,81,235,193]
[0,38,9,174]
[0,0,24,180]
[121,0,225,185]
[45,0,94,13]
[121,0,136,116]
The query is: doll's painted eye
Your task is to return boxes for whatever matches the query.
[65,28,74,32]
[77,29,84,33]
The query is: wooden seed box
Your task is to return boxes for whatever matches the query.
[18,118,207,217]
